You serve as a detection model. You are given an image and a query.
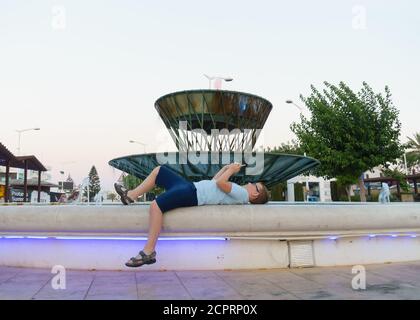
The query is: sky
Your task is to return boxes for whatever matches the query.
[1,0,419,191]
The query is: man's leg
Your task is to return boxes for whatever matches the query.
[127,166,161,201]
[142,200,163,255]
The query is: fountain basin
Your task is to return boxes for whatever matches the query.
[109,152,320,188]
[1,203,420,270]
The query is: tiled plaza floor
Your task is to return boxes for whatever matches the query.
[1,261,420,300]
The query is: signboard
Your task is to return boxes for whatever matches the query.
[10,188,26,202]
[0,185,5,199]
[59,181,74,191]
[6,188,51,203]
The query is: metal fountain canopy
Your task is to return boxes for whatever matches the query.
[109,90,320,188]
[154,89,273,152]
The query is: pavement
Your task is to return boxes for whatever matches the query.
[1,261,420,300]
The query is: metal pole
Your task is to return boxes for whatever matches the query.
[37,170,41,203]
[17,132,21,155]
[293,102,303,112]
[23,160,28,202]
[17,128,39,155]
[5,160,10,203]
[304,152,309,201]
[130,140,147,153]
[403,153,408,175]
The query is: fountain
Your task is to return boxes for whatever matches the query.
[2,90,419,271]
[109,90,320,187]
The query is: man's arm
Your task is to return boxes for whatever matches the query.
[212,165,230,181]
[215,163,242,193]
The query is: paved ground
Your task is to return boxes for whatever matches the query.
[1,261,420,300]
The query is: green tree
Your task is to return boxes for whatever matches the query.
[265,140,303,155]
[405,132,420,173]
[122,174,164,201]
[291,81,404,202]
[265,141,304,201]
[382,167,410,193]
[84,166,101,201]
[123,174,142,190]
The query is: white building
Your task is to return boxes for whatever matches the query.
[286,175,332,202]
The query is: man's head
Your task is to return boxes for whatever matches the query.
[244,182,269,204]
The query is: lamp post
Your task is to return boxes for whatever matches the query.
[15,128,40,181]
[129,140,147,153]
[403,152,409,175]
[285,100,303,113]
[58,161,76,193]
[204,75,233,89]
[304,152,310,201]
[16,127,40,155]
[59,170,65,192]
[286,100,309,200]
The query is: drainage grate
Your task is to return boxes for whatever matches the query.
[288,240,314,268]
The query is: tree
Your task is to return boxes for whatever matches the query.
[123,174,142,190]
[265,141,303,201]
[405,132,420,173]
[265,140,303,155]
[84,166,101,201]
[291,81,404,202]
[122,174,164,201]
[382,167,410,193]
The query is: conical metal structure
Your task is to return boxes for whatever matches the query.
[109,90,320,188]
[155,90,272,152]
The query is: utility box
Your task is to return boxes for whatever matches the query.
[288,240,315,268]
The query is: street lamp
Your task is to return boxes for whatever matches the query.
[403,152,409,175]
[129,140,147,153]
[59,170,65,192]
[16,127,40,155]
[285,100,303,112]
[304,152,310,201]
[204,74,233,90]
[286,102,309,200]
[58,161,76,192]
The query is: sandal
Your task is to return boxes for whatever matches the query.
[125,250,157,268]
[114,183,134,205]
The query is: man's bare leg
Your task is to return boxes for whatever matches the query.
[142,200,163,255]
[127,166,161,201]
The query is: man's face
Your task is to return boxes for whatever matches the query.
[246,182,262,200]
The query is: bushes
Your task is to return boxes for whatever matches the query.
[294,183,305,201]
[270,183,286,201]
[269,182,304,201]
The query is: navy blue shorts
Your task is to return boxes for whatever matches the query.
[154,165,198,213]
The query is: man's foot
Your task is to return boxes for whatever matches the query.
[114,183,134,205]
[125,250,156,268]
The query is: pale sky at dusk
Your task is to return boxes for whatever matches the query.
[1,0,419,191]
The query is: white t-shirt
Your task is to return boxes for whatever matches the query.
[193,180,249,206]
